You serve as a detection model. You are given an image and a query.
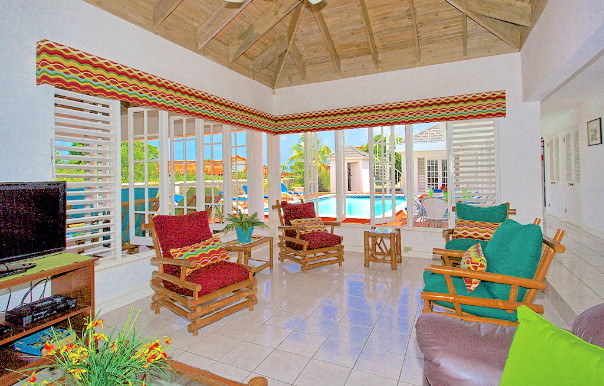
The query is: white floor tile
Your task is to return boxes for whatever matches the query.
[293,359,351,386]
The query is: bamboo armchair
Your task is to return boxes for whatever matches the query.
[422,227,565,326]
[146,211,257,336]
[272,200,344,273]
[121,197,159,253]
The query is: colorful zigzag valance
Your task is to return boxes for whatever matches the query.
[36,40,506,134]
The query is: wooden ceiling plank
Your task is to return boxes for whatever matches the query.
[274,4,305,87]
[446,0,520,49]
[289,41,307,80]
[463,0,468,56]
[310,3,341,74]
[153,0,184,27]
[196,0,253,50]
[228,0,301,62]
[467,0,531,27]
[408,0,421,62]
[355,0,379,69]
[252,34,288,74]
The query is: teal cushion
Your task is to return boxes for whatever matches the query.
[456,202,508,223]
[422,271,518,322]
[483,220,543,301]
[445,238,489,252]
[500,306,604,385]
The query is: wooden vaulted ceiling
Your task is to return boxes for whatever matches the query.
[83,0,547,89]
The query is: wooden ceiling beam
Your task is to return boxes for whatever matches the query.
[356,0,379,69]
[467,0,531,27]
[274,3,306,87]
[252,34,288,74]
[408,0,421,62]
[153,0,184,27]
[196,0,252,50]
[289,42,307,80]
[228,0,301,62]
[310,3,340,74]
[446,0,520,49]
[273,53,287,87]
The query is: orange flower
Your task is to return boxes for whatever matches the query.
[163,336,171,345]
[69,367,87,380]
[86,319,104,331]
[93,333,107,342]
[44,341,55,355]
[26,371,37,384]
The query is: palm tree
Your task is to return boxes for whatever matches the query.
[286,134,332,190]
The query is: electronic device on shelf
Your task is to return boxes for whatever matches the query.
[5,295,77,327]
[0,181,66,265]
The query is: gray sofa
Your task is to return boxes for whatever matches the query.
[416,303,604,386]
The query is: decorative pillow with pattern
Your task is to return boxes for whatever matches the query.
[452,219,500,241]
[461,243,487,292]
[170,236,230,275]
[290,217,328,235]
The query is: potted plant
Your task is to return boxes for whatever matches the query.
[21,311,172,386]
[222,208,270,243]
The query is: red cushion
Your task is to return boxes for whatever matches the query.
[164,261,249,297]
[281,201,316,226]
[153,211,213,259]
[289,231,342,250]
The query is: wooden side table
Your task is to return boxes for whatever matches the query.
[364,227,402,270]
[223,235,273,274]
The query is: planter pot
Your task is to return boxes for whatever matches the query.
[236,226,254,243]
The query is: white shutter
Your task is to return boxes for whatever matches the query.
[554,137,560,182]
[448,119,497,205]
[53,87,120,259]
[565,133,572,183]
[574,130,581,183]
[417,157,426,194]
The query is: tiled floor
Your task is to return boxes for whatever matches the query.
[100,242,571,386]
[544,215,604,326]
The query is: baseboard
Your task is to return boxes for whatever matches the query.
[97,286,153,316]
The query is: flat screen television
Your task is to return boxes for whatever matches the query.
[0,181,66,264]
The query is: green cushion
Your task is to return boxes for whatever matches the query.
[445,238,489,252]
[456,202,509,223]
[500,306,604,385]
[422,271,518,322]
[483,220,543,301]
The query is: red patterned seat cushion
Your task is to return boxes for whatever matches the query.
[289,231,342,251]
[164,260,249,297]
[153,211,213,259]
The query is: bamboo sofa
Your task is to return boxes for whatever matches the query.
[146,211,257,335]
[422,219,565,326]
[272,200,344,273]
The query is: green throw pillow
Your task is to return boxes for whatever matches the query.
[500,306,604,385]
[456,202,509,223]
[483,219,543,301]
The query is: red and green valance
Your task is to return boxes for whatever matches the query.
[36,40,506,134]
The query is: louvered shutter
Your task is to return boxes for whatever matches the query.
[448,119,498,205]
[53,87,121,259]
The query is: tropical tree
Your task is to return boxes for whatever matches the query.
[121,141,160,183]
[286,134,332,191]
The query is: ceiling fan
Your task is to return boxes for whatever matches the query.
[225,0,322,4]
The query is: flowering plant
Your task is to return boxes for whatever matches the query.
[22,311,172,386]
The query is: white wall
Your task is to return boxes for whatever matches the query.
[521,0,604,102]
[0,0,273,182]
[542,92,604,236]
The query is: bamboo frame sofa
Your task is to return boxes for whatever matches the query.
[273,200,344,273]
[146,211,257,335]
[422,219,565,326]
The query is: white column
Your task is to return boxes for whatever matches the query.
[222,125,233,215]
[266,133,281,222]
[246,129,264,219]
[405,124,414,228]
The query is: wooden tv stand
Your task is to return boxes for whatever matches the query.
[0,253,97,384]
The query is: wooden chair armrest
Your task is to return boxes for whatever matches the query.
[279,235,309,248]
[322,221,341,227]
[151,271,201,292]
[432,248,465,258]
[442,228,454,241]
[151,257,197,268]
[141,223,152,231]
[428,265,547,290]
[278,225,304,231]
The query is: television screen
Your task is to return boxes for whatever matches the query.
[0,181,66,263]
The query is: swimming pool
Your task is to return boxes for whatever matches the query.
[316,194,407,218]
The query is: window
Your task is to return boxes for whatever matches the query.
[53,87,120,259]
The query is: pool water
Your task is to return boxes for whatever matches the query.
[317,194,407,218]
